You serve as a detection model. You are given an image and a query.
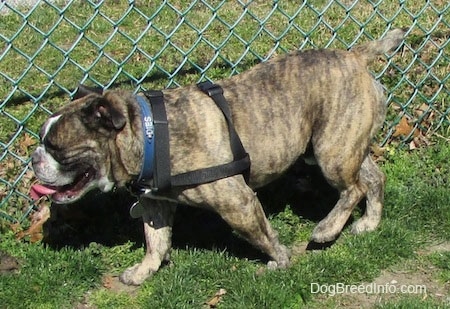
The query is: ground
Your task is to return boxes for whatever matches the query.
[308,241,450,308]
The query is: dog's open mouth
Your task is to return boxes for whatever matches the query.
[30,167,96,203]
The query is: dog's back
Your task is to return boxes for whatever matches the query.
[205,29,404,188]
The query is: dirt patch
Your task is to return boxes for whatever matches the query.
[311,241,450,308]
[0,250,20,274]
[101,275,140,294]
[74,275,139,309]
[418,241,450,255]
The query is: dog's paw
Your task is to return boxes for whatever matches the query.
[350,217,380,235]
[119,263,154,286]
[267,259,290,270]
[311,224,340,243]
[267,245,291,270]
[267,260,279,270]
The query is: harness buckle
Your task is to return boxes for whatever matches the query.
[145,90,164,98]
[197,81,223,97]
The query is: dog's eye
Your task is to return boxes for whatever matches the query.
[43,138,60,151]
[38,128,45,143]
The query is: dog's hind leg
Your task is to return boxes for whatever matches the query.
[310,147,368,243]
[120,200,176,285]
[351,155,386,234]
[311,182,366,243]
[180,176,290,269]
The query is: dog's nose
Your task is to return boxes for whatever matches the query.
[31,149,42,166]
[31,152,40,166]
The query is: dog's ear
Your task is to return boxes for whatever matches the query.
[73,84,103,100]
[82,97,127,131]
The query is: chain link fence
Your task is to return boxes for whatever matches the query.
[0,0,449,224]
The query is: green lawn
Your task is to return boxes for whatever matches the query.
[1,141,450,308]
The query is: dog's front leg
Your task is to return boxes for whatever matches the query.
[120,199,176,285]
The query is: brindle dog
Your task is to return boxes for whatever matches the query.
[31,29,405,285]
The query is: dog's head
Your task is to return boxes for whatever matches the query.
[31,85,142,203]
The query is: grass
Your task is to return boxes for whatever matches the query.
[1,140,450,308]
[429,251,450,284]
[382,143,450,236]
[0,233,104,308]
[0,0,449,308]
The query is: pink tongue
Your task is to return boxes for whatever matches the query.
[30,184,57,200]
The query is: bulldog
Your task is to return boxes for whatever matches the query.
[31,29,405,285]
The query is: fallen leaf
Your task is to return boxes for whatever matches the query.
[414,103,429,118]
[102,275,114,289]
[393,116,419,138]
[412,134,432,149]
[370,144,385,157]
[205,288,227,308]
[18,133,37,156]
[9,223,22,233]
[16,206,50,242]
[370,144,386,162]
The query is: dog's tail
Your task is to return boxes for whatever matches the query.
[352,28,406,62]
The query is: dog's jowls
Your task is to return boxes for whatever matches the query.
[31,29,405,285]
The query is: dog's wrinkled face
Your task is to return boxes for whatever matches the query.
[31,90,127,203]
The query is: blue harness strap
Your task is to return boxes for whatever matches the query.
[135,95,155,183]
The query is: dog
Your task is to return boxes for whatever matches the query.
[31,29,405,285]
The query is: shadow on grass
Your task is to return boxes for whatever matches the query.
[43,159,346,261]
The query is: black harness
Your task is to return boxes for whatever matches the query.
[131,81,251,195]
